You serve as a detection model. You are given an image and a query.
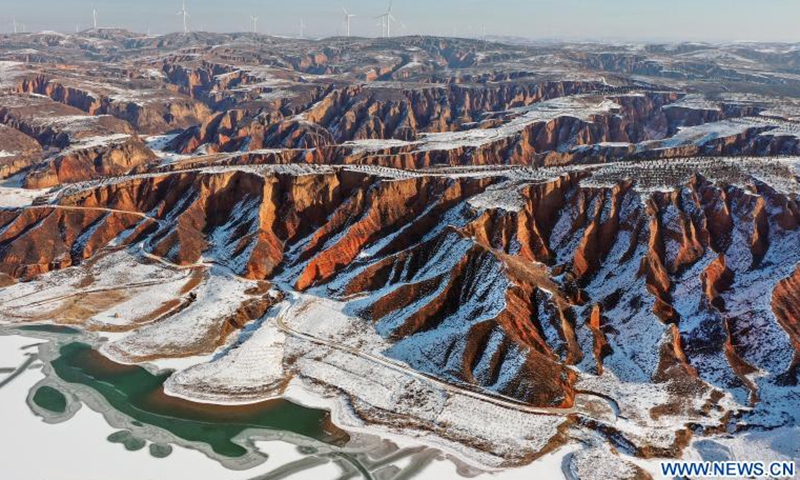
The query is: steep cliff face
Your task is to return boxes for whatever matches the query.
[339,229,579,406]
[572,51,781,85]
[5,33,800,473]
[16,75,211,134]
[304,81,612,141]
[167,80,615,154]
[0,94,135,149]
[0,123,42,179]
[22,135,157,188]
[3,158,798,412]
[774,266,800,354]
[161,85,799,170]
[159,62,328,110]
[0,206,147,278]
[51,168,493,281]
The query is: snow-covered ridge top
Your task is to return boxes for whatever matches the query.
[415,95,622,152]
[342,138,418,154]
[35,114,114,129]
[52,156,800,203]
[52,162,563,199]
[0,61,26,89]
[58,134,133,155]
[662,94,723,111]
[468,181,529,212]
[583,156,800,195]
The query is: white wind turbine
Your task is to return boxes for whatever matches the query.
[92,9,98,29]
[177,1,190,34]
[250,15,258,34]
[11,17,18,34]
[299,18,305,38]
[342,8,356,37]
[375,0,403,38]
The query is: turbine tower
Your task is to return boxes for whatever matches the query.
[375,1,403,38]
[250,15,258,34]
[177,1,190,34]
[12,17,18,34]
[92,9,98,29]
[342,8,356,37]
[299,18,305,38]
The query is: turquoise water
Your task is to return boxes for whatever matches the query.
[50,342,348,458]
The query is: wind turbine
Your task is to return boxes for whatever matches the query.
[342,8,356,37]
[11,17,18,34]
[250,15,258,33]
[92,9,98,29]
[299,18,305,38]
[177,1,190,34]
[375,1,403,38]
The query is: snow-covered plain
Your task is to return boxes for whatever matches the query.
[0,173,50,207]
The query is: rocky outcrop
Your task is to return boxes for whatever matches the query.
[773,265,800,351]
[0,94,135,148]
[22,135,157,188]
[3,33,800,427]
[168,80,616,154]
[5,158,797,411]
[16,76,211,134]
[160,85,800,170]
[0,206,147,278]
[0,124,42,179]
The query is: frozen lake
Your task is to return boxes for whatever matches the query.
[0,330,572,480]
[0,333,342,480]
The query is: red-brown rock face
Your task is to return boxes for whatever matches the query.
[16,75,211,134]
[0,206,147,278]
[22,135,157,188]
[2,157,797,411]
[774,266,800,351]
[0,123,42,179]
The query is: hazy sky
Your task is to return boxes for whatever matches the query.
[1,0,798,42]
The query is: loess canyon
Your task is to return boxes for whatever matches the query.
[1,29,800,480]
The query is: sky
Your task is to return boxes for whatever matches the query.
[1,0,798,43]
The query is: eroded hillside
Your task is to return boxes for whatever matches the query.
[1,31,800,478]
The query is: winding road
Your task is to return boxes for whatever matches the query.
[274,292,617,421]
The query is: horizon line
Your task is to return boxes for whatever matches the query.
[3,28,800,46]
